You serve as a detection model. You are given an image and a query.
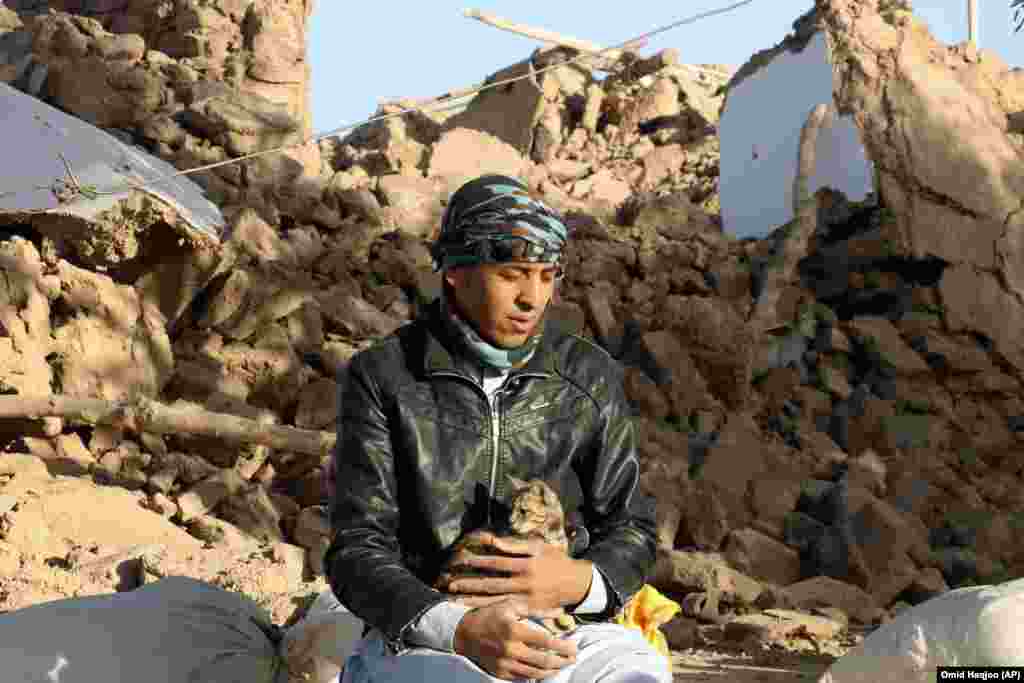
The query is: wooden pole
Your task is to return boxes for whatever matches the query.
[0,395,337,458]
[967,0,977,46]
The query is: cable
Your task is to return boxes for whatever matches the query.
[0,0,755,204]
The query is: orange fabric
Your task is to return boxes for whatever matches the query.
[613,584,681,661]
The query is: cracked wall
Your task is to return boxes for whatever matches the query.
[719,30,874,239]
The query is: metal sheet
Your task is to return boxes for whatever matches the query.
[0,82,225,241]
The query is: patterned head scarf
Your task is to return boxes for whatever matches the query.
[431,174,569,273]
[430,175,571,371]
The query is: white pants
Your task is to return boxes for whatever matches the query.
[340,621,672,683]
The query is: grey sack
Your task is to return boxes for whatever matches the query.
[0,575,288,683]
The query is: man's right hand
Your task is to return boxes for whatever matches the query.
[453,599,578,681]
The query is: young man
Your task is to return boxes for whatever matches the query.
[327,174,668,683]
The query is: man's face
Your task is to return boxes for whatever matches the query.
[445,261,560,349]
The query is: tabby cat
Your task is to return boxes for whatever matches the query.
[434,477,577,635]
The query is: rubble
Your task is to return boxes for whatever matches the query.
[0,0,1023,675]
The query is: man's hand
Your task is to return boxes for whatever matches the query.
[453,599,577,681]
[441,533,593,610]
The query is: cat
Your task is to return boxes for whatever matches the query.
[433,476,577,635]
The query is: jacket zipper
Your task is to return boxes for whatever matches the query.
[428,370,547,522]
[428,370,502,523]
[487,388,503,518]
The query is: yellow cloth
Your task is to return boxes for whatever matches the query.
[613,584,681,660]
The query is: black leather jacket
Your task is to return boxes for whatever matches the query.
[325,300,658,653]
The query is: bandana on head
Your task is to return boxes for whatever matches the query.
[431,175,570,371]
[431,174,569,272]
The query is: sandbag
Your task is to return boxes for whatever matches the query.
[0,576,287,683]
[281,588,365,683]
[820,577,1024,682]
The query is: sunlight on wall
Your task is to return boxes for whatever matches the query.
[719,31,874,239]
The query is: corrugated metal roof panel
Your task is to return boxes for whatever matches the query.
[0,82,225,241]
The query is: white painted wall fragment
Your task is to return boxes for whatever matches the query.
[719,31,875,239]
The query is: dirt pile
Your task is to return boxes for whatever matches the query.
[0,0,1023,674]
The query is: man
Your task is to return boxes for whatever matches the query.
[326,174,667,683]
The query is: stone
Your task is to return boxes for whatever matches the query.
[147,492,178,519]
[724,609,843,644]
[723,528,802,587]
[665,295,753,408]
[175,469,247,523]
[940,265,1024,373]
[750,477,804,539]
[786,576,878,621]
[850,494,930,604]
[640,144,686,189]
[582,286,623,354]
[570,169,632,209]
[294,377,340,430]
[845,316,926,371]
[427,128,528,195]
[679,481,732,550]
[318,291,404,340]
[661,616,699,650]
[636,77,681,122]
[700,413,770,512]
[218,484,284,543]
[229,208,295,266]
[293,505,331,575]
[651,548,763,607]
[639,330,713,418]
[375,175,442,239]
[188,515,258,550]
[54,433,96,474]
[271,541,306,584]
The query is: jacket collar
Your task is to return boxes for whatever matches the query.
[419,298,560,380]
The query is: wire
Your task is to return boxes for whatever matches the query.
[0,0,755,204]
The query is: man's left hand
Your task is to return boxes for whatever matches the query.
[441,532,593,611]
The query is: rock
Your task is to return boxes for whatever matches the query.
[845,317,930,374]
[188,515,258,550]
[699,413,770,521]
[939,265,1024,373]
[0,540,21,576]
[724,609,843,644]
[270,541,306,584]
[639,331,713,417]
[750,477,803,539]
[786,576,878,623]
[54,433,96,474]
[293,505,331,575]
[903,567,949,605]
[724,528,802,587]
[850,493,930,604]
[582,286,623,354]
[146,492,178,519]
[175,470,247,523]
[427,128,528,195]
[665,295,753,408]
[661,616,699,650]
[570,169,632,209]
[636,77,681,122]
[229,208,294,266]
[217,484,284,543]
[651,548,763,607]
[375,175,442,239]
[294,377,340,430]
[318,291,404,339]
[639,144,686,190]
[679,481,732,550]
[847,450,887,496]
